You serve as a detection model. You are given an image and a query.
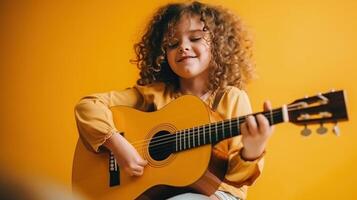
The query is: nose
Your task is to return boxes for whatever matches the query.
[178,41,190,53]
[179,47,189,53]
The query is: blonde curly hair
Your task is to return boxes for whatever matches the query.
[131,1,255,91]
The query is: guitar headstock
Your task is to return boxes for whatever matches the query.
[288,90,348,136]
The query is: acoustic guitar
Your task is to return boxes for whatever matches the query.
[72,90,348,200]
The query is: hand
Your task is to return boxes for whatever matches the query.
[240,101,274,160]
[104,133,148,176]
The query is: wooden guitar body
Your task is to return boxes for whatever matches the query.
[72,95,222,200]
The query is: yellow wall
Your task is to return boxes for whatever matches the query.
[1,0,356,199]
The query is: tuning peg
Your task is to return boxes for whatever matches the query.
[301,125,312,136]
[316,123,328,135]
[332,122,340,136]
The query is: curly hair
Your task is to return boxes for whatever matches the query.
[131,1,255,91]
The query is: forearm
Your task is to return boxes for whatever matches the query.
[103,132,125,154]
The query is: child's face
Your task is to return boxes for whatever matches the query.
[166,14,211,81]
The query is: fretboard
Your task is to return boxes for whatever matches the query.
[173,107,285,152]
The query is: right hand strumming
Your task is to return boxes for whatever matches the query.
[104,133,148,176]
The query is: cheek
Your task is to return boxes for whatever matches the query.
[166,51,177,69]
[197,42,211,56]
[166,51,174,63]
[199,46,212,64]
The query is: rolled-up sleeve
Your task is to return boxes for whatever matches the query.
[216,87,265,187]
[74,87,146,152]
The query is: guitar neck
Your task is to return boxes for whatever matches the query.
[173,107,287,153]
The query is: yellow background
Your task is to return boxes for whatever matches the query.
[0,0,356,199]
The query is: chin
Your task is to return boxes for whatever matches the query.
[180,73,200,79]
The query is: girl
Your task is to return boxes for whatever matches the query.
[75,1,274,200]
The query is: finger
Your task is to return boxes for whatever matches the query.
[246,115,258,136]
[132,164,144,172]
[131,165,144,176]
[256,114,270,134]
[240,122,249,135]
[263,100,276,130]
[137,158,148,166]
[240,121,248,136]
[263,100,272,111]
[132,169,144,176]
[125,167,137,177]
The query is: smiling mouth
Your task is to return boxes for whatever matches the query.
[177,56,197,62]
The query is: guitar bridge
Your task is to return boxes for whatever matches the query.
[109,151,120,187]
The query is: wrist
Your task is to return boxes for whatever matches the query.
[240,147,265,161]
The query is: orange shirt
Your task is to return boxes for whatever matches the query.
[74,82,264,199]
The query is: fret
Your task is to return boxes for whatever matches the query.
[175,131,178,152]
[197,126,201,146]
[215,122,218,142]
[179,131,182,151]
[221,121,225,139]
[186,129,188,149]
[196,127,198,147]
[188,128,194,148]
[195,129,196,146]
[270,110,274,125]
[196,127,198,146]
[192,127,195,147]
[203,126,206,144]
[229,119,232,138]
[183,129,186,150]
[189,128,191,148]
[208,124,212,143]
[187,129,191,149]
[194,127,196,146]
[237,117,240,136]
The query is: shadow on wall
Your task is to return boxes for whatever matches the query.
[0,169,87,200]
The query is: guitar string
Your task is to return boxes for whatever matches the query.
[138,112,282,156]
[131,111,283,153]
[144,120,243,156]
[132,110,282,150]
[129,108,282,147]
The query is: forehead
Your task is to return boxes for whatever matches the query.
[172,14,205,34]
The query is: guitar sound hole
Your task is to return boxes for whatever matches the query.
[149,131,175,161]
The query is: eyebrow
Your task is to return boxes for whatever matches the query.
[168,29,205,38]
[188,29,205,33]
[174,29,205,36]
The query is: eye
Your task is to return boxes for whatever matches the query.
[167,42,179,49]
[191,37,202,42]
[166,38,179,49]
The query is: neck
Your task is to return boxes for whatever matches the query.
[170,107,286,153]
[179,72,209,97]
